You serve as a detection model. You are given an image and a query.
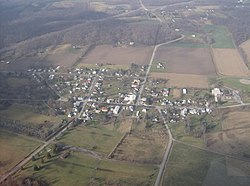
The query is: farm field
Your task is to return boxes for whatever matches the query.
[0,103,63,125]
[58,124,123,155]
[0,129,41,175]
[153,47,216,75]
[212,48,250,77]
[150,72,209,88]
[19,152,158,186]
[240,39,250,67]
[112,129,168,164]
[205,128,250,159]
[40,44,85,68]
[163,142,223,186]
[221,110,250,130]
[4,57,42,71]
[203,25,235,48]
[78,45,153,66]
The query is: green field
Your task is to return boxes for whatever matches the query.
[58,124,123,155]
[0,104,63,125]
[164,142,250,186]
[20,152,158,186]
[163,142,223,186]
[165,40,209,48]
[203,25,235,48]
[0,129,41,174]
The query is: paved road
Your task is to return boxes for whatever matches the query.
[136,34,184,105]
[154,108,174,186]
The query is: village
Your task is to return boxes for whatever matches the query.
[23,64,241,126]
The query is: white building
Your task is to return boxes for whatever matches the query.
[113,106,121,115]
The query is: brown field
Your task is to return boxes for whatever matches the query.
[240,39,250,67]
[41,44,84,67]
[226,158,250,177]
[79,45,153,66]
[150,72,209,88]
[221,111,250,130]
[113,130,168,164]
[154,47,216,75]
[212,48,250,77]
[205,128,250,158]
[172,88,181,98]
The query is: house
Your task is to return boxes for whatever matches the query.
[131,79,140,88]
[182,88,187,95]
[113,106,121,115]
[212,88,221,102]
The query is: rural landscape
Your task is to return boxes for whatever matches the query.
[0,0,250,185]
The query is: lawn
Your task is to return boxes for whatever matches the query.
[0,129,41,175]
[0,104,63,125]
[203,25,235,48]
[163,142,223,186]
[19,152,158,186]
[58,124,123,155]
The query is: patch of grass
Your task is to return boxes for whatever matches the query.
[20,152,158,186]
[150,61,167,73]
[21,152,98,186]
[114,130,168,164]
[203,25,235,48]
[163,142,223,186]
[93,159,158,186]
[77,63,129,70]
[58,125,123,155]
[0,104,63,125]
[165,40,209,48]
[7,77,29,89]
[0,129,41,174]
[169,123,204,147]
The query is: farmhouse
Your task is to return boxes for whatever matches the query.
[212,88,221,102]
[113,106,121,115]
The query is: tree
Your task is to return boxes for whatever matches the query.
[46,152,52,159]
[33,164,40,171]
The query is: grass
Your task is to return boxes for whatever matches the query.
[165,40,209,48]
[21,152,98,186]
[0,129,41,175]
[203,25,235,48]
[7,77,29,89]
[169,123,204,147]
[114,130,168,164]
[20,152,158,186]
[163,142,223,186]
[169,114,221,147]
[93,159,158,186]
[58,124,123,155]
[77,63,130,70]
[0,104,63,125]
[150,61,167,73]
